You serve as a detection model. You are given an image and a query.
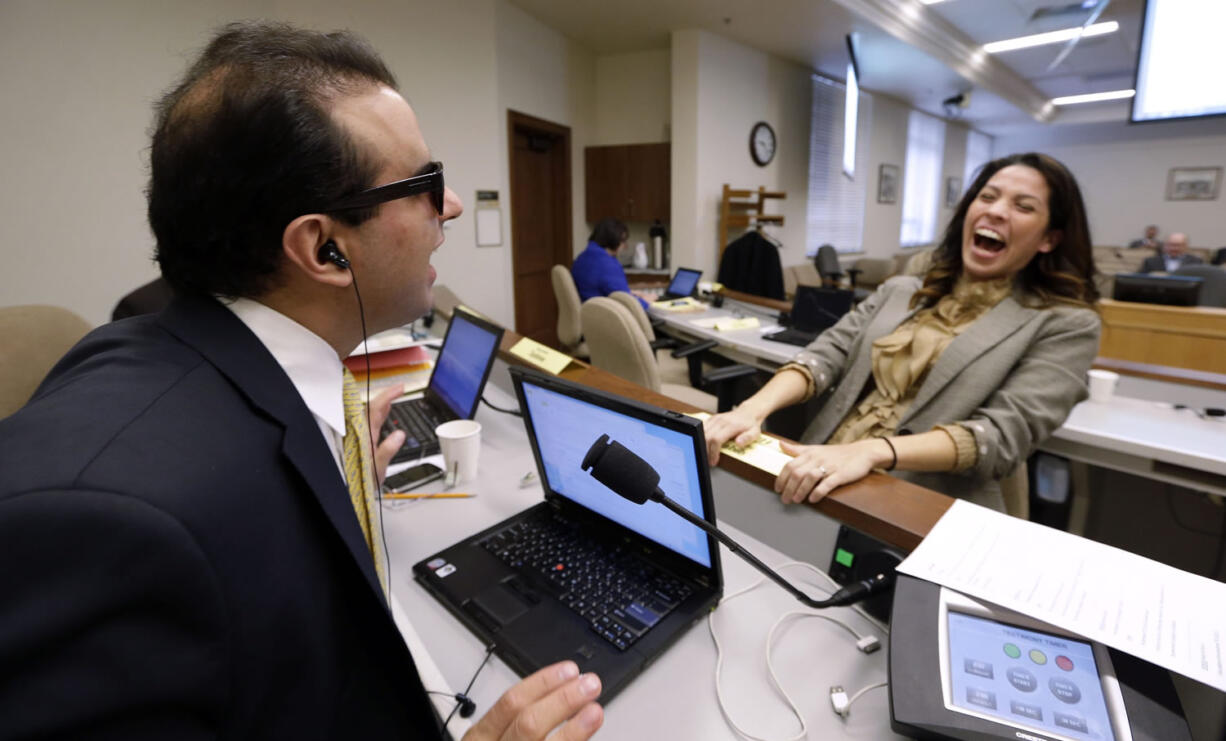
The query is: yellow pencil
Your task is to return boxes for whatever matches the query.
[382,492,475,500]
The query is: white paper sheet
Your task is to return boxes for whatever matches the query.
[898,499,1226,692]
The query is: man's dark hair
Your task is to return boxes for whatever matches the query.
[148,21,397,298]
[589,219,628,251]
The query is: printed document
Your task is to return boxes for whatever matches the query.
[898,500,1226,692]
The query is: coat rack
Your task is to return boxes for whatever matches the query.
[719,184,786,256]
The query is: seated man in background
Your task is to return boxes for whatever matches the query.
[0,21,603,741]
[1128,223,1160,250]
[1140,232,1202,273]
[572,218,651,308]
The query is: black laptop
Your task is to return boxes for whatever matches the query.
[413,367,723,701]
[764,285,854,346]
[660,267,702,300]
[383,307,505,463]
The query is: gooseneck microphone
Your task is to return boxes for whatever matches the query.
[581,434,893,609]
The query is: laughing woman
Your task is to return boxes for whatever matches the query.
[704,152,1100,512]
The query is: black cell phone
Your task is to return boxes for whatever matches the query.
[383,462,444,493]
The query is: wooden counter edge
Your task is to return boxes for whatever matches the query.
[498,330,952,551]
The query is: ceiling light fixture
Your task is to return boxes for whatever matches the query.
[1051,89,1135,105]
[983,21,1119,53]
[918,0,947,5]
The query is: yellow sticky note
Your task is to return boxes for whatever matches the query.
[652,296,704,312]
[509,337,574,375]
[713,317,759,331]
[686,412,792,476]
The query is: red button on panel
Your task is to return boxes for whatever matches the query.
[1056,655,1074,672]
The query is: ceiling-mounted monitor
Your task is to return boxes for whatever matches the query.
[1130,0,1226,123]
[843,33,860,179]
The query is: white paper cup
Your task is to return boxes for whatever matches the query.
[436,419,482,484]
[1087,369,1120,403]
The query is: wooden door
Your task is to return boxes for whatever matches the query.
[508,111,572,348]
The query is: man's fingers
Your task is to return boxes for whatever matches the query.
[367,383,405,430]
[464,661,580,741]
[503,673,603,741]
[546,702,604,741]
[374,431,405,483]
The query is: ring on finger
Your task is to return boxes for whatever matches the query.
[818,465,828,476]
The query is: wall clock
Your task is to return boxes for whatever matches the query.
[749,121,776,166]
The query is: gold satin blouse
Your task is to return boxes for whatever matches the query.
[800,276,1013,470]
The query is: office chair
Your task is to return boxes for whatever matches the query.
[550,265,588,358]
[580,298,756,413]
[815,244,870,301]
[1174,265,1226,307]
[605,291,688,374]
[0,304,92,418]
[902,248,935,277]
[848,257,896,291]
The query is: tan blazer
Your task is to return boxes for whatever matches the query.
[790,276,1101,509]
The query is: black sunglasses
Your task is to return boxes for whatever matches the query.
[324,161,445,214]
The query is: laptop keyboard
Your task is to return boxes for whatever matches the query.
[382,399,444,463]
[481,513,693,651]
[763,327,819,346]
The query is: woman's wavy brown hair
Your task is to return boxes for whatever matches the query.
[911,152,1100,310]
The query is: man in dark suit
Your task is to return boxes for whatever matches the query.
[0,22,603,740]
[1139,232,1203,273]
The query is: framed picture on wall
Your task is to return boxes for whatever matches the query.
[1166,167,1221,201]
[944,177,961,208]
[878,164,900,204]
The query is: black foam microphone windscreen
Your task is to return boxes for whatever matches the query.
[581,434,660,505]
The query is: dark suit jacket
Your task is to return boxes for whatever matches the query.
[1140,254,1203,273]
[0,295,442,739]
[717,230,785,300]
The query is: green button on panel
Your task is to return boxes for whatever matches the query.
[835,548,855,568]
[1003,643,1021,659]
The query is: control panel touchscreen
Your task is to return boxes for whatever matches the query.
[947,611,1116,741]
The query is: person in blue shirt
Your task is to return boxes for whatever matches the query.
[572,219,651,308]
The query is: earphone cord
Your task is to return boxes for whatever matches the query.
[348,266,393,604]
[444,643,497,727]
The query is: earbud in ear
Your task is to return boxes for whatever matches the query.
[318,240,350,269]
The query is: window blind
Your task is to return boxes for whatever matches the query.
[807,75,872,255]
[899,110,945,248]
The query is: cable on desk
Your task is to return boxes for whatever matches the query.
[481,394,522,417]
[707,560,885,741]
[830,681,888,717]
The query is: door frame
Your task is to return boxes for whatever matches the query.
[507,110,573,338]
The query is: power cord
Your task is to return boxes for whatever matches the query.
[829,681,888,717]
[481,394,522,417]
[708,560,887,741]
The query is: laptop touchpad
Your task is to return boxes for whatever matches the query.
[470,584,531,626]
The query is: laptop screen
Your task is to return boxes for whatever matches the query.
[667,268,701,298]
[792,285,854,332]
[429,310,502,418]
[518,378,713,568]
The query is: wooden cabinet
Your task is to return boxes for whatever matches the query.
[584,143,670,223]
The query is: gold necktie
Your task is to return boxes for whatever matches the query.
[341,368,388,599]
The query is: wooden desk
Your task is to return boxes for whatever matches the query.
[498,330,952,552]
[1097,299,1226,375]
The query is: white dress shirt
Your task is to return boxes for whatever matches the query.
[223,297,348,477]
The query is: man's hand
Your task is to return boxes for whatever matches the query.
[462,661,603,741]
[367,383,406,485]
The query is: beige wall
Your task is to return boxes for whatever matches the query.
[995,118,1226,249]
[669,30,811,279]
[861,95,909,259]
[495,1,596,287]
[0,0,585,329]
[594,50,671,146]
